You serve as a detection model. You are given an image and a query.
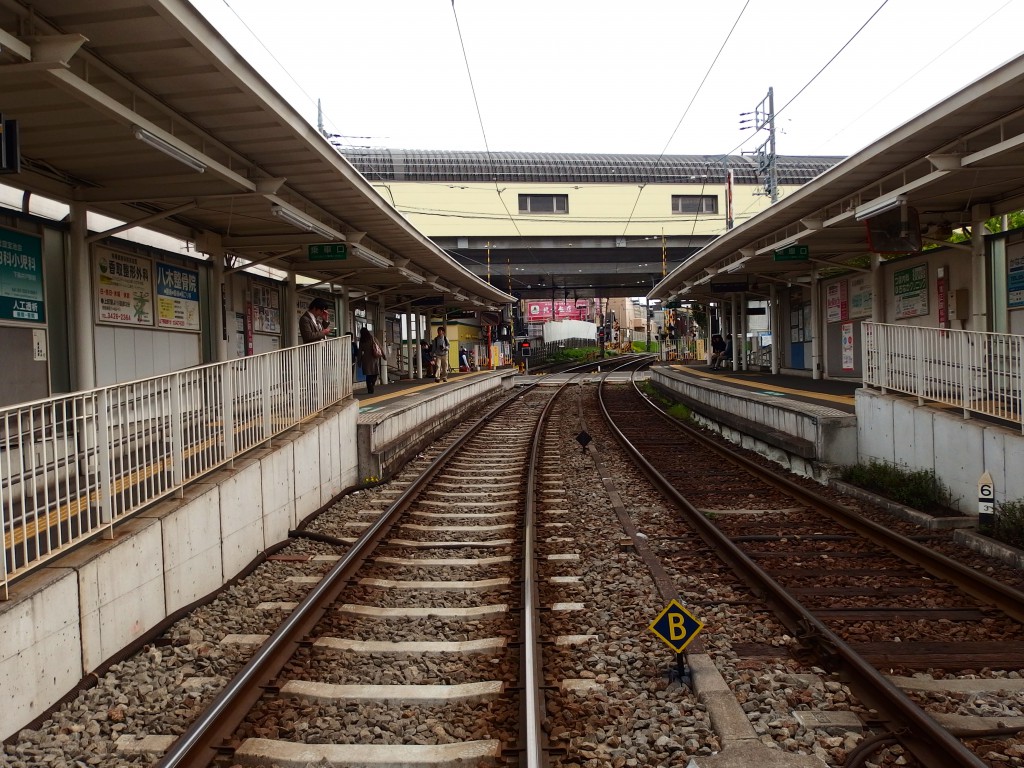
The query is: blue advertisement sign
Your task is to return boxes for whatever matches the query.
[1009,251,1024,309]
[0,227,44,323]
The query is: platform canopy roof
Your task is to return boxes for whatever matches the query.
[649,54,1024,305]
[0,0,513,310]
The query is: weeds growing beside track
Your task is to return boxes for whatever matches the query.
[839,460,959,514]
[840,460,1024,549]
[991,500,1024,549]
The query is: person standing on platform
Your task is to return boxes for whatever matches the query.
[420,339,434,379]
[299,297,332,343]
[431,326,450,382]
[358,327,384,395]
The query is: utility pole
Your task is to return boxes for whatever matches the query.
[740,87,778,204]
[661,229,667,277]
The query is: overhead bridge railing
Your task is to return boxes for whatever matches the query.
[0,338,351,598]
[863,322,1023,432]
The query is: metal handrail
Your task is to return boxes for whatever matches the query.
[863,322,1023,432]
[1,338,352,596]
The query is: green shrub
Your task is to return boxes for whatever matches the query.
[839,460,958,514]
[631,341,660,352]
[667,403,692,421]
[550,347,593,363]
[637,382,691,421]
[992,500,1024,549]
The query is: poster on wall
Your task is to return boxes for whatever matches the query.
[95,248,154,326]
[1009,249,1024,309]
[0,227,45,323]
[841,322,855,372]
[790,306,803,343]
[250,282,281,334]
[893,264,928,319]
[849,274,873,319]
[156,262,200,331]
[826,281,849,323]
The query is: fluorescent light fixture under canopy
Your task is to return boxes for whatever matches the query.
[352,246,393,269]
[132,125,206,173]
[855,194,907,221]
[271,204,337,240]
[396,267,425,284]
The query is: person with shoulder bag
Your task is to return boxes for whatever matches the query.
[358,327,384,394]
[431,326,450,382]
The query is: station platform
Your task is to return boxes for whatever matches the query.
[661,362,859,414]
[649,363,860,479]
[352,369,515,481]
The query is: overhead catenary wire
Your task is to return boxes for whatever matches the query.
[718,0,891,162]
[450,1,546,281]
[813,0,1012,153]
[620,0,753,239]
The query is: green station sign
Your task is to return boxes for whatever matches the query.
[773,245,809,262]
[307,243,348,261]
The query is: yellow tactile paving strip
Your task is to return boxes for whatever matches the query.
[669,364,857,408]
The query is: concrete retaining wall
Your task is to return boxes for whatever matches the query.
[650,368,858,481]
[0,400,360,741]
[856,388,1024,513]
[357,373,514,481]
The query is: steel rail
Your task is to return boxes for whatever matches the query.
[520,375,583,767]
[594,371,989,768]
[155,382,541,768]
[639,376,1024,624]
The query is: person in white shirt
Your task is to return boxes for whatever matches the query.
[431,327,450,382]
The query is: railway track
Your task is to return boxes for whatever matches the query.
[17,357,1024,767]
[153,383,563,767]
[595,373,1024,768]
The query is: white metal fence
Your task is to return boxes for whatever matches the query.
[863,322,1023,432]
[1,338,351,597]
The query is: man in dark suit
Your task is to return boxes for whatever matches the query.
[300,298,332,343]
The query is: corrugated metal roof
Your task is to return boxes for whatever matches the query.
[342,149,841,186]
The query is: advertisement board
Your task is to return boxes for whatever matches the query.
[156,262,200,331]
[0,227,44,323]
[95,248,154,326]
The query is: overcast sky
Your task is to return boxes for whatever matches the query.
[189,0,1023,158]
